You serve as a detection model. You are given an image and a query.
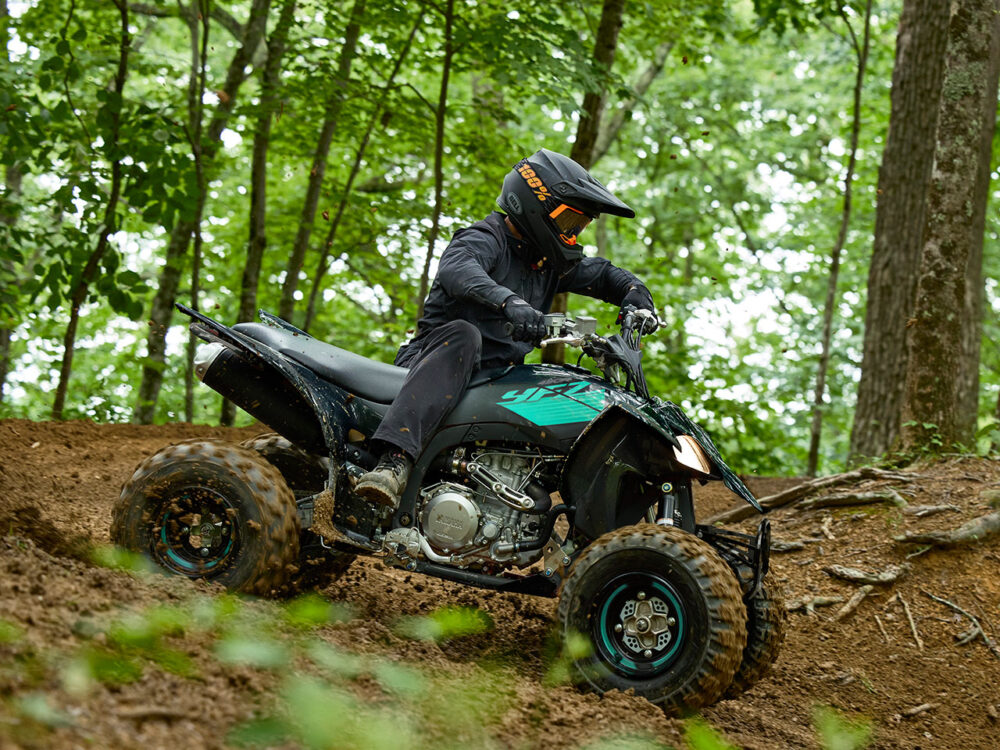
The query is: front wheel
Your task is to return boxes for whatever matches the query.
[110,439,300,596]
[558,524,747,713]
[724,571,786,698]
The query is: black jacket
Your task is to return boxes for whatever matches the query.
[399,211,650,369]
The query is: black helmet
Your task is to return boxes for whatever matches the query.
[496,148,635,268]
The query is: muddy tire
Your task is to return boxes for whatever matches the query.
[558,524,747,713]
[110,439,299,597]
[724,571,786,698]
[240,433,355,590]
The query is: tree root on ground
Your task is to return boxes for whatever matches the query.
[799,489,907,511]
[894,510,1000,548]
[707,468,924,525]
[824,563,910,585]
[921,590,1000,660]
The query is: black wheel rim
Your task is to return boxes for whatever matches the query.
[591,572,687,678]
[151,486,241,578]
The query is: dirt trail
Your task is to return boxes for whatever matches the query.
[1,418,999,749]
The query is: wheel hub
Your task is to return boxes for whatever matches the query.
[154,487,239,577]
[619,593,677,655]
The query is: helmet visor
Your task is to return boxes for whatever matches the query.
[548,203,591,246]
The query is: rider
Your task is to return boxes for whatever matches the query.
[355,148,655,510]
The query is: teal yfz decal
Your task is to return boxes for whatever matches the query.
[497,380,607,426]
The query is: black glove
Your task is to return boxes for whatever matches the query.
[618,285,655,321]
[503,296,546,342]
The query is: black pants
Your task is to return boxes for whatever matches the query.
[371,320,482,459]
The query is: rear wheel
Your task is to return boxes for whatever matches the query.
[110,439,299,596]
[558,524,746,713]
[240,433,355,590]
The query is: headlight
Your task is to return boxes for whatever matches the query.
[672,435,712,475]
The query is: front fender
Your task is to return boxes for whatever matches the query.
[560,403,761,541]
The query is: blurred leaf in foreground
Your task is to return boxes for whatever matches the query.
[0,618,24,644]
[395,605,494,642]
[90,545,155,574]
[215,635,289,669]
[282,593,352,629]
[814,706,871,750]
[686,718,737,749]
[17,693,74,728]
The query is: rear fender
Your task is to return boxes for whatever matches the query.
[176,304,352,460]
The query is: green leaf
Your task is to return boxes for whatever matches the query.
[215,636,289,669]
[228,717,292,748]
[282,593,351,629]
[18,694,75,728]
[0,618,24,644]
[814,706,871,750]
[394,606,493,642]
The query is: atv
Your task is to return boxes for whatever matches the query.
[111,304,784,712]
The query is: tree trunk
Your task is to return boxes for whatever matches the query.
[992,386,1000,454]
[184,0,210,424]
[222,0,297,427]
[415,0,455,320]
[52,0,130,420]
[806,1,872,476]
[900,0,999,453]
[133,0,271,424]
[545,0,626,366]
[849,0,951,462]
[278,0,365,322]
[955,4,1000,439]
[0,0,18,405]
[301,12,423,331]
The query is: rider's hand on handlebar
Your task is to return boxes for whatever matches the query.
[502,295,546,342]
[617,286,656,326]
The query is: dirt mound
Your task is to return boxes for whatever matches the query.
[1,418,999,749]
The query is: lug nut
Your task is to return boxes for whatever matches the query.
[643,649,653,658]
[667,617,676,627]
[614,624,623,633]
[200,547,210,557]
[637,591,646,601]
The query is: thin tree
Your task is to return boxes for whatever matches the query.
[183,0,210,423]
[279,0,366,322]
[51,0,131,419]
[415,0,455,319]
[301,10,423,331]
[221,0,297,426]
[900,0,1000,453]
[545,0,626,366]
[0,0,17,404]
[848,0,951,462]
[133,0,270,424]
[806,0,872,476]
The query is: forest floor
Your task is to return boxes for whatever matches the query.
[1,419,999,749]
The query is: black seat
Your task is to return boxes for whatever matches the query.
[233,323,408,403]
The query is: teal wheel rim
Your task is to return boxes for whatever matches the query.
[592,573,687,678]
[151,486,240,578]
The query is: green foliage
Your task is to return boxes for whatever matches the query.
[814,706,872,750]
[2,0,997,477]
[394,604,494,642]
[685,719,738,750]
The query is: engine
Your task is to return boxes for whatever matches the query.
[416,450,557,568]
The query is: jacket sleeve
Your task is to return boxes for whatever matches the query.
[556,257,651,306]
[435,229,516,311]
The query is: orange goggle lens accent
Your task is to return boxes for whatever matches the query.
[548,203,591,246]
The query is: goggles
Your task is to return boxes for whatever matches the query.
[548,203,592,246]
